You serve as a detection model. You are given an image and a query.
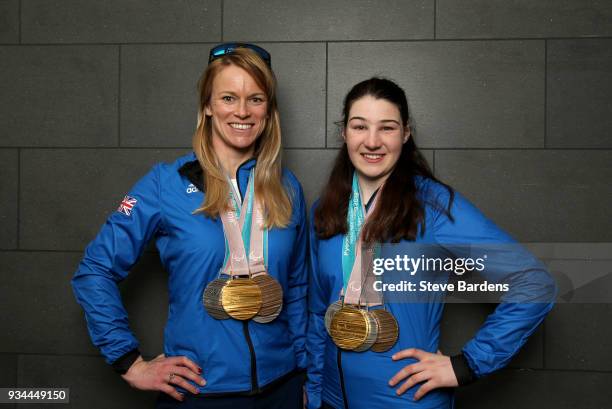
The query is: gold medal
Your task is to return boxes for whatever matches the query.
[370,309,399,352]
[203,277,230,320]
[324,300,343,335]
[352,310,378,352]
[221,277,262,320]
[329,306,378,351]
[252,274,283,323]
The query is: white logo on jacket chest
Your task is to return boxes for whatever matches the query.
[186,184,199,194]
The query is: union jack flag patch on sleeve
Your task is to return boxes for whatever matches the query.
[117,195,138,216]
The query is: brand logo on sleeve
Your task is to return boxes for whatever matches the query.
[186,183,199,194]
[117,195,137,216]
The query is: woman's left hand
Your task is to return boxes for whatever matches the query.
[388,348,458,400]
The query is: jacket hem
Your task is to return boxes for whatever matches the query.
[190,368,304,398]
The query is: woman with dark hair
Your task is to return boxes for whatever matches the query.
[72,43,308,409]
[306,77,555,409]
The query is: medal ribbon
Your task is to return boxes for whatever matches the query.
[342,172,382,306]
[219,170,267,277]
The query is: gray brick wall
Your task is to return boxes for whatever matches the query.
[1,1,610,407]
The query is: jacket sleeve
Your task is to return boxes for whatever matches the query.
[305,204,328,409]
[71,165,163,365]
[432,187,556,379]
[284,180,309,370]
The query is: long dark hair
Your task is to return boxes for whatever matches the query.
[314,77,454,243]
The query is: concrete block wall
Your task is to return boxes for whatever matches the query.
[1,1,611,407]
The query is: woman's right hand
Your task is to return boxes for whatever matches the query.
[121,354,206,401]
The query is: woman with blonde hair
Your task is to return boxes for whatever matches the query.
[73,43,308,409]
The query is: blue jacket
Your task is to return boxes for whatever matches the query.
[72,152,308,394]
[306,177,556,409]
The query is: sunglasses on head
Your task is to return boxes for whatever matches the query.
[208,43,272,68]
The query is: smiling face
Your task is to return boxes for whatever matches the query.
[343,95,410,187]
[205,64,268,161]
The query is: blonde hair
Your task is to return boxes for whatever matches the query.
[192,48,292,228]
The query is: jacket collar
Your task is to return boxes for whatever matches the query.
[178,155,257,199]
